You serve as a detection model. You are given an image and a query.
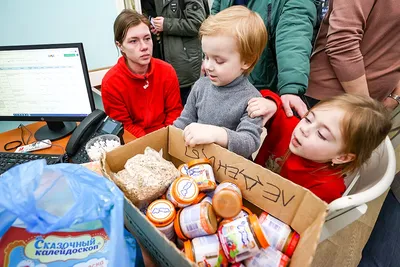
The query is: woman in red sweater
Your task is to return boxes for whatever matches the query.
[102,9,183,137]
[249,92,391,203]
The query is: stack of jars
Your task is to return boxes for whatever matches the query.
[145,158,300,267]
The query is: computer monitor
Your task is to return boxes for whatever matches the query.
[0,43,95,141]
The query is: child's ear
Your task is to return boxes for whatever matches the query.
[241,61,251,71]
[332,153,356,165]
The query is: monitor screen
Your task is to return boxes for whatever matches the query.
[0,43,95,140]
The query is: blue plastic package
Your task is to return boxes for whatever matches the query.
[0,160,136,267]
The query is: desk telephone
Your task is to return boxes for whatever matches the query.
[66,109,124,163]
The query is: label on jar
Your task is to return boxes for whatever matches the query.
[179,164,189,176]
[218,217,260,263]
[180,203,214,239]
[214,182,242,197]
[231,209,250,221]
[244,247,290,267]
[259,213,291,252]
[201,196,213,205]
[192,235,227,267]
[188,164,216,191]
[158,222,176,241]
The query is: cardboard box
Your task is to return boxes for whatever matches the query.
[102,126,328,267]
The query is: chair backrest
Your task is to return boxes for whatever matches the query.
[327,137,396,215]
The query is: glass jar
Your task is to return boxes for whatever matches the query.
[218,214,268,263]
[244,247,290,267]
[184,234,229,267]
[187,158,217,192]
[212,181,243,219]
[258,212,300,257]
[178,163,189,176]
[219,206,253,226]
[174,202,218,240]
[166,176,199,208]
[146,199,176,241]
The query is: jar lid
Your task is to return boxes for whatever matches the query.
[205,202,218,234]
[187,158,212,168]
[178,164,189,176]
[241,206,253,216]
[212,189,242,218]
[284,231,300,257]
[174,209,188,240]
[184,240,194,262]
[146,199,176,227]
[249,214,269,249]
[192,192,207,205]
[172,176,199,204]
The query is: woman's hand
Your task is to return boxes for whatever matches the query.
[153,17,164,32]
[247,97,278,125]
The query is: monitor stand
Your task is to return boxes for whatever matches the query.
[34,121,77,141]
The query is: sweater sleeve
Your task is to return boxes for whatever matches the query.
[163,0,206,37]
[164,68,183,126]
[224,114,263,159]
[275,0,316,95]
[260,89,283,111]
[101,83,146,138]
[325,0,375,82]
[173,82,198,129]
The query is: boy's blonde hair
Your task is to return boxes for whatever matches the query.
[312,94,392,175]
[199,6,268,75]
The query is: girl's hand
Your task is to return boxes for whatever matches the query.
[247,97,278,125]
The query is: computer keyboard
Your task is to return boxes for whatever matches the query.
[0,152,65,175]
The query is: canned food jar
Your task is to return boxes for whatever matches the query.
[218,214,268,263]
[166,176,199,208]
[178,163,189,176]
[174,202,218,240]
[187,158,217,192]
[192,192,214,206]
[219,206,253,226]
[146,199,176,241]
[184,234,229,267]
[212,181,243,219]
[244,247,290,267]
[258,212,300,257]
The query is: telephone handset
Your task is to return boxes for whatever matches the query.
[66,109,124,163]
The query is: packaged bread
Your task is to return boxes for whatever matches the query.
[113,147,179,209]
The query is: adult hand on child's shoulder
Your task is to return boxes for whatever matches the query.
[247,97,277,126]
[183,123,228,147]
[281,94,308,118]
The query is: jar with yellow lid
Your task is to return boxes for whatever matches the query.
[212,181,243,219]
[174,202,218,240]
[218,214,269,263]
[166,176,199,208]
[243,247,290,267]
[146,199,176,241]
[178,163,189,176]
[258,212,300,257]
[183,234,229,267]
[187,158,217,192]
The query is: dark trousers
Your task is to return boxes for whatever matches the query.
[358,190,400,267]
[180,86,192,106]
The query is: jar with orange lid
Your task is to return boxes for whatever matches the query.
[146,199,176,241]
[258,212,300,257]
[166,176,199,208]
[183,234,228,267]
[219,206,253,226]
[212,181,243,219]
[243,247,290,267]
[218,214,269,263]
[192,192,214,205]
[178,163,189,176]
[187,158,217,192]
[174,202,218,240]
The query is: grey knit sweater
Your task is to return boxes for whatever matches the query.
[173,75,263,158]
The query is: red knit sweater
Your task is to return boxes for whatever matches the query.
[101,57,183,137]
[255,91,346,203]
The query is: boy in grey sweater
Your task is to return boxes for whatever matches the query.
[174,6,277,158]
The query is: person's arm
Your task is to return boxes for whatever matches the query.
[384,80,400,111]
[211,0,221,15]
[325,0,376,96]
[173,82,199,129]
[163,69,183,126]
[275,0,317,97]
[101,84,146,138]
[163,0,206,37]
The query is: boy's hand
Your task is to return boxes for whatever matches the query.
[183,123,228,147]
[247,97,278,125]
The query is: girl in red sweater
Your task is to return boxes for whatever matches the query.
[251,92,391,203]
[102,10,183,138]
